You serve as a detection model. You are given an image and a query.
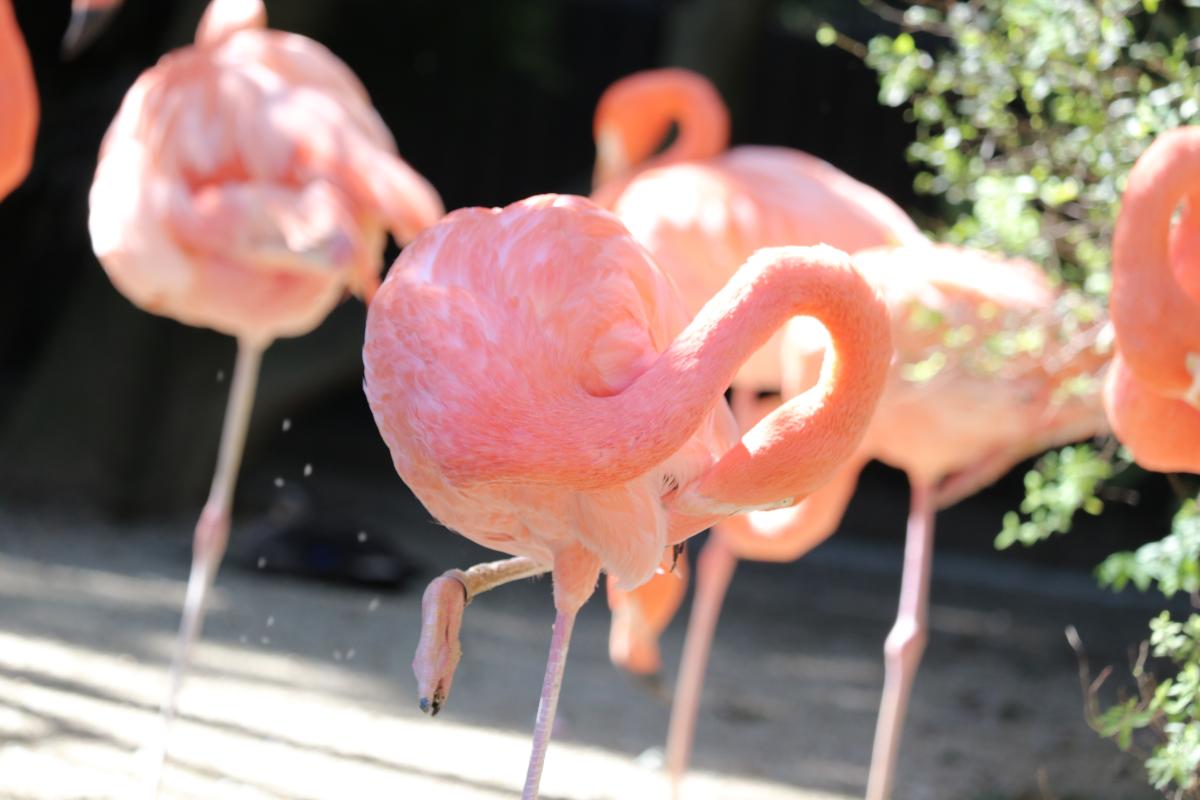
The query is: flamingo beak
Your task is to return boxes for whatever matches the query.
[62,0,125,58]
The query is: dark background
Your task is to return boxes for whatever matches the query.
[0,0,1175,579]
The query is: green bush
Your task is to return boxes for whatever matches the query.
[803,1,1200,795]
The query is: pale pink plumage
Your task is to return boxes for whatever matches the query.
[90,0,442,344]
[87,0,442,792]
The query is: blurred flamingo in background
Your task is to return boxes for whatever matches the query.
[87,0,442,789]
[591,67,929,677]
[0,0,38,201]
[364,194,892,798]
[592,68,926,398]
[1103,126,1200,474]
[617,245,1111,799]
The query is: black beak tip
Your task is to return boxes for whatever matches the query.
[418,694,443,716]
[61,8,118,59]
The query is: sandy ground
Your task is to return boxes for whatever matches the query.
[0,500,1164,800]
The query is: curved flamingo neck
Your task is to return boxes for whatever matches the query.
[594,69,730,188]
[670,249,890,514]
[1111,126,1200,402]
[441,246,890,503]
[653,74,729,167]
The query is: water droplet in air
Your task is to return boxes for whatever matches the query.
[281,418,292,432]
[216,369,226,383]
[303,463,313,477]
[346,649,356,660]
[257,557,267,569]
[274,477,285,488]
[266,616,275,627]
[260,636,270,645]
[357,531,368,543]
[367,597,380,612]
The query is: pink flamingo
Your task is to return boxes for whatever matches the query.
[363,194,893,799]
[1103,126,1200,473]
[590,67,928,676]
[0,0,37,201]
[87,0,442,787]
[617,244,1110,799]
[592,68,926,394]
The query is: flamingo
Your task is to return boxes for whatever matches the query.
[589,67,931,676]
[1102,126,1200,473]
[394,68,927,690]
[86,0,442,788]
[363,194,893,799]
[0,0,37,202]
[616,245,1111,799]
[592,67,927,394]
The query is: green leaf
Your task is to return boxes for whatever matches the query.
[1098,501,1200,598]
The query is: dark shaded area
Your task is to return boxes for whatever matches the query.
[0,0,1175,580]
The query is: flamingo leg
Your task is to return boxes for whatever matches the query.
[522,606,579,800]
[866,482,935,800]
[415,556,550,713]
[665,535,738,797]
[145,338,264,796]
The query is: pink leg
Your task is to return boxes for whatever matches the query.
[522,607,577,800]
[414,556,549,714]
[521,548,599,800]
[145,338,264,797]
[665,536,738,796]
[866,482,936,800]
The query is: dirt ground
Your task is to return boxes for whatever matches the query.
[0,487,1166,800]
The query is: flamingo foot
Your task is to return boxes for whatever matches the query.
[412,557,550,716]
[413,572,468,715]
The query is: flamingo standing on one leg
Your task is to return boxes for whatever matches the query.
[364,194,893,799]
[588,67,928,677]
[614,245,1111,799]
[0,0,38,201]
[411,69,929,685]
[1103,126,1200,473]
[87,0,442,789]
